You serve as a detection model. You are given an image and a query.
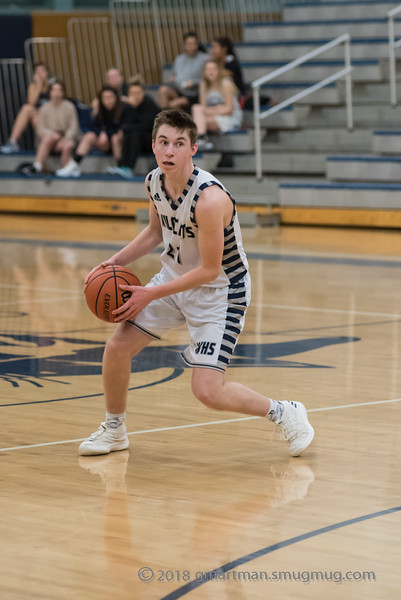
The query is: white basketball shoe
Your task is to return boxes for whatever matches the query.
[79,422,129,456]
[276,401,314,457]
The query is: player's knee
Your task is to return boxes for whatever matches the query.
[105,334,134,360]
[192,381,224,411]
[105,324,148,360]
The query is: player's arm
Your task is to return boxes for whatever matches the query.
[84,177,162,287]
[113,186,231,322]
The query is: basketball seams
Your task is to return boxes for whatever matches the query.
[112,265,118,321]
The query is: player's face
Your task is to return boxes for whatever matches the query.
[152,125,197,174]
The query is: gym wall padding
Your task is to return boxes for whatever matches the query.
[0,14,32,59]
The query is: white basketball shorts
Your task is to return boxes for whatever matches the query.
[130,270,251,372]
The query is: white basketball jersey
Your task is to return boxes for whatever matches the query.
[147,165,249,289]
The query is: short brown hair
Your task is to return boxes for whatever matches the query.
[152,109,198,145]
[49,80,66,96]
[128,73,145,89]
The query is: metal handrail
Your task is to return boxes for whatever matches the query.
[388,5,401,106]
[251,33,353,181]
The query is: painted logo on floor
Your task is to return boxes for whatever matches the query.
[0,332,360,390]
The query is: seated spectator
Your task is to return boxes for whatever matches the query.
[106,67,128,99]
[157,32,208,111]
[56,85,131,177]
[22,81,81,176]
[1,62,51,154]
[107,75,160,178]
[210,37,246,98]
[91,67,128,114]
[191,59,243,151]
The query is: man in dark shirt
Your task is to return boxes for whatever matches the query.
[108,78,160,178]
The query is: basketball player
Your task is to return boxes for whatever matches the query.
[79,109,314,457]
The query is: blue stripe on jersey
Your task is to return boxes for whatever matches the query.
[223,255,242,267]
[228,291,247,300]
[218,355,230,365]
[223,333,237,344]
[226,325,242,334]
[227,307,246,316]
[229,270,248,285]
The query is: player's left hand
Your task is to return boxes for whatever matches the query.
[112,284,155,322]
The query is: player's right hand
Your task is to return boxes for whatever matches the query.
[83,259,116,292]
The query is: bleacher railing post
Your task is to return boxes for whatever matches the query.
[389,14,397,106]
[253,85,262,181]
[344,36,353,130]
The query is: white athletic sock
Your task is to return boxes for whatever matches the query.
[266,399,284,423]
[33,161,42,172]
[106,411,126,429]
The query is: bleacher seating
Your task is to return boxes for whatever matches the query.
[2,0,401,227]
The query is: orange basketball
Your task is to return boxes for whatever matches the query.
[84,265,141,323]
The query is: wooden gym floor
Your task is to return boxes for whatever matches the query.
[0,214,400,600]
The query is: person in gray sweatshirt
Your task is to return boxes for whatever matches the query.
[157,32,209,111]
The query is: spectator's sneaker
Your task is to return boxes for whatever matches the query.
[21,164,40,177]
[276,401,314,457]
[111,166,135,179]
[196,136,214,151]
[106,165,119,174]
[0,139,20,154]
[55,159,81,178]
[79,422,129,456]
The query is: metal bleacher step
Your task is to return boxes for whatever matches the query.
[372,130,401,153]
[242,106,310,129]
[241,59,383,83]
[350,80,400,103]
[260,82,342,105]
[283,1,400,22]
[279,179,401,209]
[217,174,280,206]
[266,127,373,152]
[236,37,392,62]
[0,151,222,177]
[216,150,327,175]
[258,79,401,107]
[207,129,258,152]
[303,102,401,127]
[326,154,401,181]
[243,18,396,42]
[0,169,279,218]
[0,171,148,199]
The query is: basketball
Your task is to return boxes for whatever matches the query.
[84,265,141,323]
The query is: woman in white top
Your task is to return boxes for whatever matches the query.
[191,59,242,150]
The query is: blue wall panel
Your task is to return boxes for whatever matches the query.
[0,15,32,59]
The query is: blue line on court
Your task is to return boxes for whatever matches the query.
[0,237,401,269]
[0,368,182,408]
[159,505,401,599]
